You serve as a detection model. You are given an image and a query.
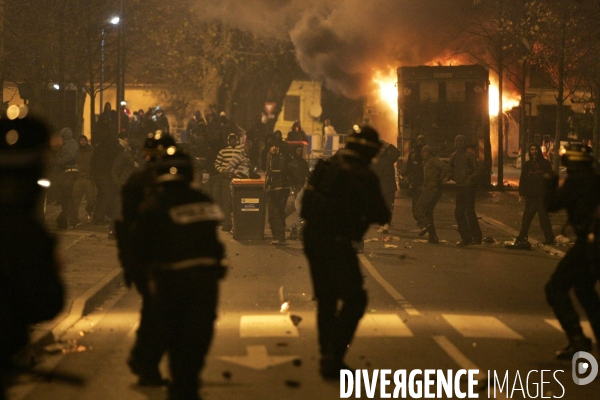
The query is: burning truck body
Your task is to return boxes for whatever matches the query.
[396,65,492,186]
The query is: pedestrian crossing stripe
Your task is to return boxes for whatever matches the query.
[544,319,596,343]
[228,313,592,340]
[240,315,300,338]
[442,314,524,340]
[355,314,413,337]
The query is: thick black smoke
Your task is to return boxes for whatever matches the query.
[196,0,473,98]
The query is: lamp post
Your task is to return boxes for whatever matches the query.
[99,16,120,116]
[116,0,125,134]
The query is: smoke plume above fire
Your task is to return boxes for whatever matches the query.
[196,0,475,99]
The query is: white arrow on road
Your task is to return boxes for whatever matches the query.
[218,345,298,370]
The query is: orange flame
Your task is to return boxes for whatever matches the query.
[489,80,520,115]
[372,69,398,115]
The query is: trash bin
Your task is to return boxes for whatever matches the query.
[231,178,266,240]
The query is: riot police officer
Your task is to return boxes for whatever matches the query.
[116,132,176,386]
[544,143,600,359]
[0,115,65,399]
[130,149,226,400]
[301,125,391,380]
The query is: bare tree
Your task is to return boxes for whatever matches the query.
[526,0,592,172]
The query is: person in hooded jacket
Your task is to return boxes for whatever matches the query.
[55,127,80,229]
[447,134,482,246]
[264,140,293,245]
[510,143,555,248]
[400,135,425,224]
[415,145,447,244]
[94,102,118,147]
[152,106,170,135]
[73,135,96,222]
[301,125,391,380]
[90,132,121,226]
[286,120,308,155]
[246,112,270,168]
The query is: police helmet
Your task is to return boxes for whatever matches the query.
[346,125,382,160]
[156,147,194,183]
[560,143,594,169]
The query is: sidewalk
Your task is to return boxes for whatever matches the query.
[29,203,124,350]
[31,184,571,350]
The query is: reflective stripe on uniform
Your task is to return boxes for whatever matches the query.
[168,202,224,224]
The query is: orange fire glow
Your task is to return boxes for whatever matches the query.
[372,69,398,115]
[489,81,520,115]
[373,68,521,118]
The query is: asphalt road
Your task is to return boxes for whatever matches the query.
[7,192,599,400]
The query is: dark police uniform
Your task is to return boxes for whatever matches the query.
[301,126,390,380]
[544,144,600,359]
[0,116,64,400]
[130,154,225,400]
[116,134,176,386]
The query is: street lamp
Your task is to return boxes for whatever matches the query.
[100,16,120,115]
[116,0,125,134]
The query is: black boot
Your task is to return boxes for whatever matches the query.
[427,224,439,244]
[555,334,592,360]
[505,237,531,250]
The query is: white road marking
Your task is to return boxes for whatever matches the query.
[239,315,299,337]
[64,234,88,249]
[358,254,421,316]
[433,336,507,398]
[545,319,597,343]
[218,345,298,370]
[356,314,413,337]
[442,314,524,340]
[433,334,480,370]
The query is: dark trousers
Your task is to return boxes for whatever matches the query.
[93,175,119,223]
[56,171,79,228]
[267,188,290,241]
[303,227,368,362]
[73,177,96,217]
[380,190,396,226]
[129,281,168,376]
[455,186,482,242]
[410,188,422,223]
[518,196,554,242]
[545,240,600,342]
[212,174,233,229]
[156,268,220,400]
[414,188,441,229]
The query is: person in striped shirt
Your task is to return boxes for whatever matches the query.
[213,133,240,232]
[226,140,253,179]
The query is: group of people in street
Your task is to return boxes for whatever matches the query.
[47,102,181,239]
[4,100,600,400]
[400,134,482,245]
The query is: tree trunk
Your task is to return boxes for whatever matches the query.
[552,20,566,173]
[519,60,528,169]
[496,0,504,189]
[593,81,600,157]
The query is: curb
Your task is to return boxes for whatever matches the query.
[479,214,566,257]
[30,267,125,350]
